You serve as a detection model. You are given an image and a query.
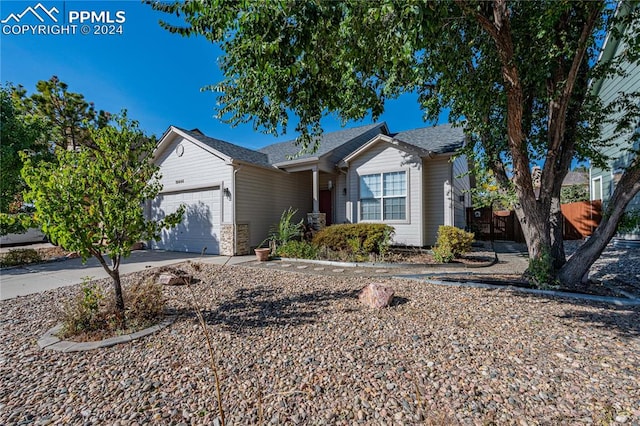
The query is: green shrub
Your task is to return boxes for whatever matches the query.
[260,207,304,251]
[276,240,319,259]
[0,248,42,267]
[60,279,105,337]
[526,249,559,290]
[617,209,640,234]
[432,225,474,263]
[313,223,394,260]
[432,245,455,263]
[59,277,165,339]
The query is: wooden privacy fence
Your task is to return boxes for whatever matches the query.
[467,200,602,242]
[561,200,602,240]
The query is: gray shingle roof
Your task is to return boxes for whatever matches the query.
[392,124,465,154]
[259,122,387,164]
[174,122,463,168]
[563,171,589,186]
[176,127,271,166]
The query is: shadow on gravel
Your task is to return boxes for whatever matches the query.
[586,246,640,284]
[390,296,409,307]
[557,307,640,339]
[195,286,360,332]
[509,291,640,339]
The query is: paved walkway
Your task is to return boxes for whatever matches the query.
[247,243,529,278]
[0,250,253,300]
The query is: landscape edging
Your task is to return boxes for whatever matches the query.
[37,314,177,352]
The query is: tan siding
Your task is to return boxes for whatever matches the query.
[347,142,423,246]
[236,166,313,247]
[155,136,233,223]
[423,157,450,246]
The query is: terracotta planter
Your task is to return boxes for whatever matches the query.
[254,248,270,261]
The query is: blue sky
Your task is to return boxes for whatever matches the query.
[0,1,439,150]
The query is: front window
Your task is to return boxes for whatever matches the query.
[360,171,406,221]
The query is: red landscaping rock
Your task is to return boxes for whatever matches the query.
[359,283,394,308]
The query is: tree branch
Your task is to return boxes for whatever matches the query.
[541,3,603,198]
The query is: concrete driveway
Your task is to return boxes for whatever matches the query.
[0,250,253,300]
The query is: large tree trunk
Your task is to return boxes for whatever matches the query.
[473,0,555,270]
[469,0,607,284]
[550,194,566,269]
[558,163,640,286]
[513,201,551,261]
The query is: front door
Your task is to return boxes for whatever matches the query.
[319,190,333,226]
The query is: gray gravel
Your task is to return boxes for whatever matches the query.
[1,263,639,425]
[565,240,640,287]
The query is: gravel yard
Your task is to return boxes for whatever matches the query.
[1,263,639,425]
[566,240,640,290]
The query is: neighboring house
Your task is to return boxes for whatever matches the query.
[590,1,640,210]
[562,170,589,188]
[531,166,589,199]
[149,122,469,255]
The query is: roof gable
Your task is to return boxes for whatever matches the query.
[175,127,271,166]
[258,122,388,165]
[342,123,465,164]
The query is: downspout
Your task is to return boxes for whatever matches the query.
[588,160,593,235]
[451,158,455,226]
[444,155,454,227]
[232,165,242,255]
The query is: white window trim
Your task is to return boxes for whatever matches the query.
[358,170,410,224]
[592,176,603,201]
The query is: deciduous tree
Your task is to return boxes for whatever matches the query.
[22,113,184,314]
[150,0,640,287]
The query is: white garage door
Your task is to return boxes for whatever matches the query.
[151,187,221,254]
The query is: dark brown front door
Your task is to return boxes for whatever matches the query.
[319,190,332,225]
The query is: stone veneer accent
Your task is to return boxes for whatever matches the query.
[307,213,327,232]
[220,223,250,255]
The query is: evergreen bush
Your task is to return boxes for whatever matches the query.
[313,223,394,260]
[432,225,474,263]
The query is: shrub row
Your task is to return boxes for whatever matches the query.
[0,248,42,267]
[273,223,475,265]
[312,223,394,260]
[276,240,319,259]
